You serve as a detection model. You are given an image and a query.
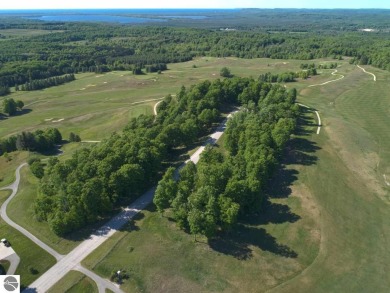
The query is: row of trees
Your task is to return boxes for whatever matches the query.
[1,98,24,116]
[16,74,76,91]
[145,63,168,73]
[34,78,236,235]
[154,81,299,239]
[258,69,317,83]
[34,77,297,236]
[0,128,62,155]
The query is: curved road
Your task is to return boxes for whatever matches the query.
[0,163,63,261]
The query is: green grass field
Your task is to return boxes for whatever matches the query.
[47,270,98,293]
[2,57,389,292]
[0,189,56,289]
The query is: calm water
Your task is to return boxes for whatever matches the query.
[26,14,165,24]
[0,9,239,23]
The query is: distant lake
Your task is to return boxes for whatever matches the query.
[26,14,166,24]
[0,9,238,24]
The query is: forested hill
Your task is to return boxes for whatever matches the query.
[0,11,389,90]
[34,78,298,235]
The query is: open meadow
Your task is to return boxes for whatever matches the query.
[1,57,389,292]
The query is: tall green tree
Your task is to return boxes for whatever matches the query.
[153,167,177,215]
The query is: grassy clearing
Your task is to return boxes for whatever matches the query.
[0,189,56,289]
[0,29,61,38]
[82,109,321,293]
[47,270,98,293]
[0,151,30,188]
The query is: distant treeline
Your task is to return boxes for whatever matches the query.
[0,21,389,88]
[0,128,62,155]
[17,74,75,91]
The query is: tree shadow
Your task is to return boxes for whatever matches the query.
[13,108,32,116]
[0,113,7,120]
[244,201,301,225]
[208,108,319,260]
[209,224,298,260]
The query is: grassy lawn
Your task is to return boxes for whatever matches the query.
[0,189,56,289]
[0,151,30,188]
[47,270,98,293]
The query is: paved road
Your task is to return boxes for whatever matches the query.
[0,163,64,261]
[25,113,235,292]
[0,244,20,275]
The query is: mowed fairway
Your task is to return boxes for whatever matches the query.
[0,57,306,141]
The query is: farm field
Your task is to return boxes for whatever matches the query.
[1,57,389,292]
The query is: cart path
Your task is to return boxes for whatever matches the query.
[297,103,322,134]
[357,65,377,81]
[308,69,344,87]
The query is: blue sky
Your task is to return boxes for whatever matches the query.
[1,0,389,9]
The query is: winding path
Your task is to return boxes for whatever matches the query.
[0,163,63,262]
[308,69,344,87]
[154,100,163,116]
[357,65,377,81]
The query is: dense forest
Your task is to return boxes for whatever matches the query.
[0,10,389,89]
[34,77,297,235]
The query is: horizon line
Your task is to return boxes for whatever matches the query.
[0,7,389,10]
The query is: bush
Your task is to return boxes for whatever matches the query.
[28,266,39,275]
[220,67,232,78]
